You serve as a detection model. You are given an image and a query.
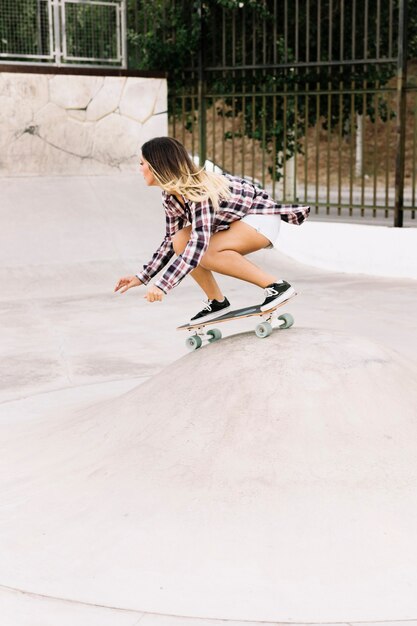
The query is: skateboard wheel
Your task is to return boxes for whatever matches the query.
[207,328,222,342]
[277,313,294,329]
[255,321,273,338]
[186,335,203,351]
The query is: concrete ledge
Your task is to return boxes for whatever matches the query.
[0,63,166,78]
[277,220,417,280]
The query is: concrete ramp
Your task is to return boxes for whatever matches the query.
[0,175,165,301]
[1,328,417,623]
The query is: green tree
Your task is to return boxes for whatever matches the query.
[0,0,49,57]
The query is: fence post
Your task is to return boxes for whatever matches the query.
[394,0,408,227]
[52,0,62,66]
[197,0,207,168]
[120,0,128,70]
[36,0,43,54]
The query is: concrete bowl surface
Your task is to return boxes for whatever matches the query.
[1,174,417,625]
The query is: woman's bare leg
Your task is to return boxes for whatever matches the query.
[172,227,224,300]
[200,221,277,286]
[172,221,277,299]
[189,265,224,300]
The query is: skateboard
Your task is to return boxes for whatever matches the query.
[177,294,296,351]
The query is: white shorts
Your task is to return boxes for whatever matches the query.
[241,213,281,248]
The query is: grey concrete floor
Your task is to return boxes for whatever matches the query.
[1,245,415,406]
[1,174,417,624]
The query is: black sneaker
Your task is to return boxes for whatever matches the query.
[190,297,231,324]
[260,281,296,311]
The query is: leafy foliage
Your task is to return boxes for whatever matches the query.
[0,0,49,56]
[127,0,416,177]
[3,1,416,177]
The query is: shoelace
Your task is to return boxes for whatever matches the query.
[202,300,213,312]
[264,287,278,297]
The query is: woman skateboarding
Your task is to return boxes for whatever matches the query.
[114,137,309,324]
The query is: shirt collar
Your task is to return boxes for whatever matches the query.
[162,190,188,211]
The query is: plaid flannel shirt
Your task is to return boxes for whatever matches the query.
[136,174,310,294]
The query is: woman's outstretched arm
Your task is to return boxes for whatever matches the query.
[153,198,214,294]
[114,210,185,295]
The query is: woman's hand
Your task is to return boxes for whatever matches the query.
[114,275,141,294]
[144,284,164,303]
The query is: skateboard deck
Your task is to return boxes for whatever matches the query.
[177,293,296,350]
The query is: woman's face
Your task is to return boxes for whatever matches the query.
[139,157,158,186]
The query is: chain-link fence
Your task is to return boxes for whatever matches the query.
[0,0,126,67]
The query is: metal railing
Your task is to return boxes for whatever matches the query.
[0,0,127,68]
[3,0,415,225]
[158,0,416,226]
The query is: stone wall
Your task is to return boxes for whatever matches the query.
[0,71,167,175]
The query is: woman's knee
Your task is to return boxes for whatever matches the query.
[172,226,191,255]
[200,249,219,269]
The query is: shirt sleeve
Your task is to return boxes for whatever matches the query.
[135,210,185,285]
[278,205,310,225]
[154,197,213,294]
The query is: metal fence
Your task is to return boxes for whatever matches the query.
[0,0,127,67]
[3,0,416,225]
[135,0,415,227]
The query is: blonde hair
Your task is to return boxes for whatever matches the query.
[141,137,230,211]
